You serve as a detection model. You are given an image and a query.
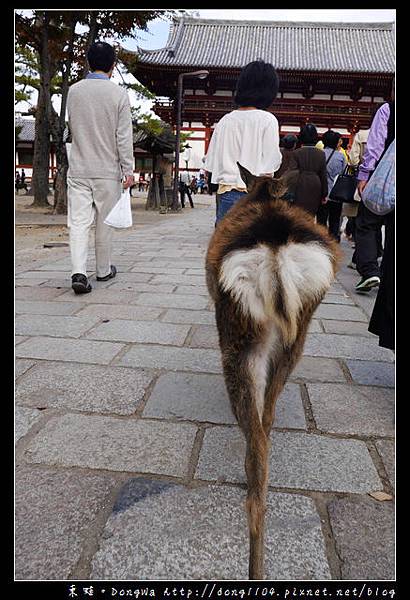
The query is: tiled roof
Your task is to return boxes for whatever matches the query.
[132,17,395,73]
[16,117,70,142]
[15,118,35,141]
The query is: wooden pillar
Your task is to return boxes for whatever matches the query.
[204,125,212,154]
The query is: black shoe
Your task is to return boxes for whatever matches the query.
[355,275,380,293]
[71,273,92,294]
[96,265,117,282]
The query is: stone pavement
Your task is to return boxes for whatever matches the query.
[15,202,395,581]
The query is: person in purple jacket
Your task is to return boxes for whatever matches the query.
[354,100,395,293]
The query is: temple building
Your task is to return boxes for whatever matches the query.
[123,17,395,172]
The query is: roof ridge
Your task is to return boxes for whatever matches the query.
[180,17,394,29]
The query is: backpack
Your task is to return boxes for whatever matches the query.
[362,140,395,216]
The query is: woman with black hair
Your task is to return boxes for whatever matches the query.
[204,60,282,224]
[316,130,347,241]
[287,123,328,217]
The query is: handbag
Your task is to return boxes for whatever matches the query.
[104,189,133,228]
[328,164,358,204]
[362,140,395,216]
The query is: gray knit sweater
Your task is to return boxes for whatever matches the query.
[67,79,134,180]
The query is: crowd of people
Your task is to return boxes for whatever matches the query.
[64,41,394,352]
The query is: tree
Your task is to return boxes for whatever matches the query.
[16,10,181,213]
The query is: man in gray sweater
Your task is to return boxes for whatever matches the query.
[67,41,134,294]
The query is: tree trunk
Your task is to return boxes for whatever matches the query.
[53,143,69,214]
[51,15,78,215]
[31,85,51,207]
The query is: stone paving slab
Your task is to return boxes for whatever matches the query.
[144,374,305,429]
[128,265,186,275]
[304,333,395,362]
[161,309,215,325]
[16,362,155,415]
[55,288,138,304]
[91,480,330,580]
[322,293,354,305]
[16,336,124,365]
[143,372,235,424]
[307,383,395,437]
[15,314,101,338]
[290,356,347,383]
[150,274,206,286]
[345,360,395,388]
[15,285,66,301]
[16,270,70,279]
[24,414,198,477]
[74,303,163,322]
[327,496,395,579]
[132,292,209,310]
[375,440,395,489]
[321,319,374,337]
[117,344,222,373]
[15,358,36,379]
[15,466,119,580]
[15,277,50,287]
[314,304,367,322]
[196,428,382,493]
[107,282,176,294]
[15,336,28,345]
[175,284,209,296]
[188,325,219,348]
[15,406,43,443]
[86,319,190,346]
[16,300,83,316]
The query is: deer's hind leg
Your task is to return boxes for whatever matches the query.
[219,315,277,580]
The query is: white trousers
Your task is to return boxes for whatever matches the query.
[67,177,121,278]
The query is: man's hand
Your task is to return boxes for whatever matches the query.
[357,180,367,197]
[123,174,135,189]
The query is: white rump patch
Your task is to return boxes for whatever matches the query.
[277,241,334,342]
[219,246,276,323]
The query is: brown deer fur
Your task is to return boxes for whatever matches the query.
[205,164,341,579]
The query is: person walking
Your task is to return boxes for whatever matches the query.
[138,173,146,192]
[354,100,394,293]
[275,134,297,178]
[179,171,194,208]
[204,60,282,224]
[367,145,395,350]
[287,123,328,218]
[316,130,347,242]
[66,41,134,294]
[344,128,369,265]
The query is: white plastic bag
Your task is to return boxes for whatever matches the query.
[104,189,133,228]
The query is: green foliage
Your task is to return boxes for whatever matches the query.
[15,124,23,140]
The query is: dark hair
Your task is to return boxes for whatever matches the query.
[322,130,342,150]
[87,41,116,73]
[299,123,318,145]
[234,60,279,110]
[282,134,298,150]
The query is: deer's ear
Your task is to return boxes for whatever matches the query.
[237,162,257,191]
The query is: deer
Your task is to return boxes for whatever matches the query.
[205,163,341,580]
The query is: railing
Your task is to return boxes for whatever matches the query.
[153,97,375,119]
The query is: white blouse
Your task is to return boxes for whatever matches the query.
[204,109,282,188]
